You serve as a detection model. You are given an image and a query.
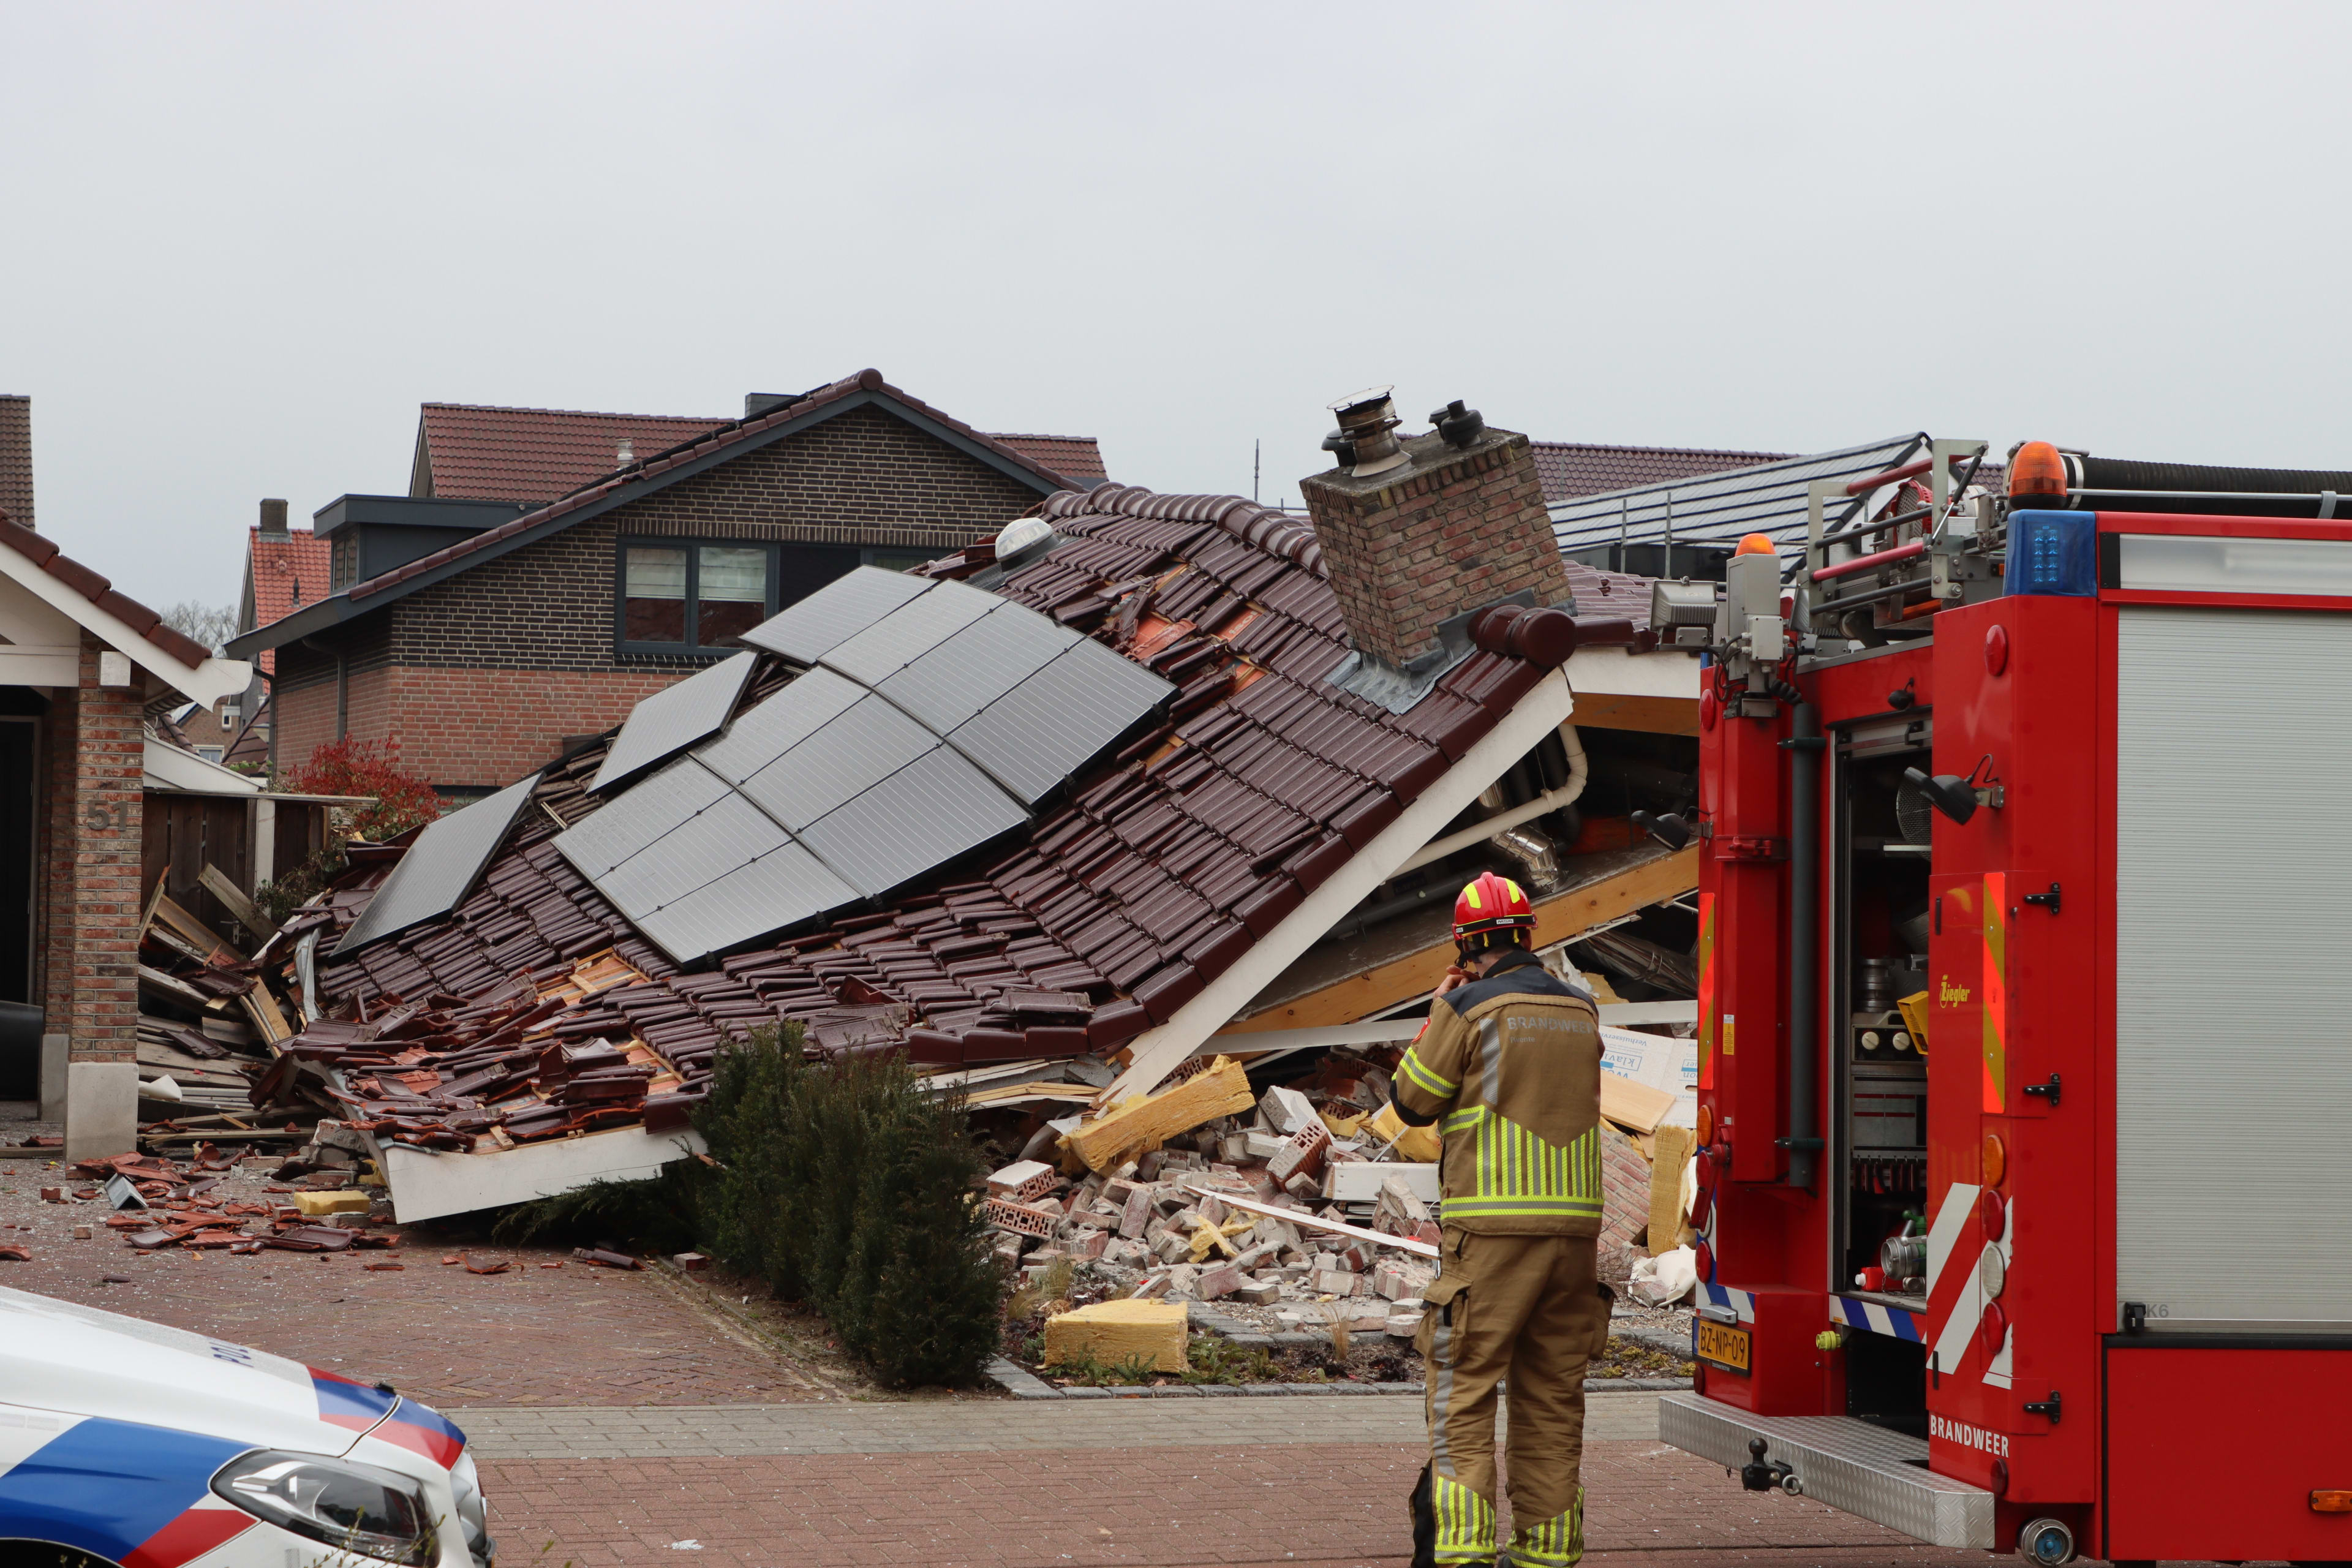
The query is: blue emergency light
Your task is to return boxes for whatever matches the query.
[2005,510,2098,597]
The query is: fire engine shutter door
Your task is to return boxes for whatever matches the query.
[2115,605,2352,1333]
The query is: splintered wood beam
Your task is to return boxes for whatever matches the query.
[199,863,277,944]
[240,983,292,1045]
[1065,1055,1254,1174]
[1221,845,1700,1037]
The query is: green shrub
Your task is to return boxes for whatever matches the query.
[489,1172,699,1252]
[696,1028,1003,1388]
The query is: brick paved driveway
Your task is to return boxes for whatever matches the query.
[0,1157,861,1406]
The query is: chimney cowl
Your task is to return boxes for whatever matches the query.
[1429,400,1486,450]
[1322,386,1408,478]
[258,498,289,540]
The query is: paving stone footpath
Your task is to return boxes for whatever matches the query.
[464,1393,1994,1567]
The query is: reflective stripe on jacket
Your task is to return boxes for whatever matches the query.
[1390,946,1604,1236]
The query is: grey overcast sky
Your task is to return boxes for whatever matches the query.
[5,1,2350,610]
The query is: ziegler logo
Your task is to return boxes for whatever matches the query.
[1929,1413,2009,1458]
[1937,976,1970,1006]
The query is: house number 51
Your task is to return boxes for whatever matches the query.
[83,801,129,834]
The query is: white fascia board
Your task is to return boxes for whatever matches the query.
[0,651,78,686]
[141,736,262,795]
[0,536,252,706]
[1099,668,1576,1105]
[374,1124,708,1223]
[1563,644,1700,701]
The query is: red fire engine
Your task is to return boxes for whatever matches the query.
[1653,440,2352,1561]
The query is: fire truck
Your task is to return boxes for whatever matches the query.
[1651,440,2352,1561]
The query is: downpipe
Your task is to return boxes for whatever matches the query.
[1779,703,1825,1191]
[1398,722,1589,876]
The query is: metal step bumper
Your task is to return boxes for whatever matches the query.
[1656,1390,1994,1548]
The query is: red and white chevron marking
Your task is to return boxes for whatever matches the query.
[1923,1180,2013,1389]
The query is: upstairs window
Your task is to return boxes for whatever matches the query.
[619,542,778,655]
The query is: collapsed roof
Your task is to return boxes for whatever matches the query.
[292,482,1678,1212]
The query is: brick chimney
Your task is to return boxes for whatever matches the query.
[258,498,289,540]
[1300,388,1571,669]
[0,394,32,529]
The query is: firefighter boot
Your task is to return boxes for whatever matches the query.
[1500,1488,1584,1568]
[1409,1461,1496,1568]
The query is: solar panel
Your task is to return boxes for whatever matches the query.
[878,601,1080,733]
[820,578,998,687]
[948,637,1174,803]
[696,666,864,785]
[795,747,1027,895]
[627,840,859,965]
[595,787,795,917]
[740,567,933,663]
[733,695,935,831]
[553,564,1174,963]
[591,650,758,793]
[334,772,541,955]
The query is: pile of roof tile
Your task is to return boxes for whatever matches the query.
[67,1148,401,1257]
[260,952,702,1153]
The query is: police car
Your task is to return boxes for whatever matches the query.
[0,1284,490,1566]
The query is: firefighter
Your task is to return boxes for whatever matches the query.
[1393,871,1611,1568]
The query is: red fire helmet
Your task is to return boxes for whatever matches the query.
[1451,872,1536,943]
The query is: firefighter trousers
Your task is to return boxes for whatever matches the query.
[1412,1228,1612,1567]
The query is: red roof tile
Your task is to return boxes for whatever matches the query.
[0,508,212,668]
[989,434,1107,486]
[418,404,731,505]
[417,398,1108,506]
[1529,440,1792,505]
[349,371,1087,605]
[246,528,332,678]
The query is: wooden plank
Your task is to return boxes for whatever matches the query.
[1223,845,1700,1036]
[137,965,213,1009]
[1560,690,1699,736]
[1065,1055,1254,1174]
[198,863,276,945]
[1181,1183,1439,1259]
[152,895,238,961]
[140,865,172,940]
[1648,1124,1694,1256]
[1600,1070,1675,1136]
[240,983,292,1046]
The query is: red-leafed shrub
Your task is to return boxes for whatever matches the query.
[282,737,442,842]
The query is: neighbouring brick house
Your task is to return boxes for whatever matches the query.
[165,500,334,770]
[0,444,253,1155]
[231,369,1106,796]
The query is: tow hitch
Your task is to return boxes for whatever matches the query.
[1740,1437,1802,1496]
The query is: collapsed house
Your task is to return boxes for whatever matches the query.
[222,392,1712,1221]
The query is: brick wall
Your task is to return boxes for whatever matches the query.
[61,635,143,1063]
[270,401,1050,790]
[369,665,681,790]
[1301,426,1571,667]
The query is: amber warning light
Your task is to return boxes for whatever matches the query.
[2009,442,2067,497]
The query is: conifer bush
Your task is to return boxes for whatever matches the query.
[696,1027,1001,1388]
